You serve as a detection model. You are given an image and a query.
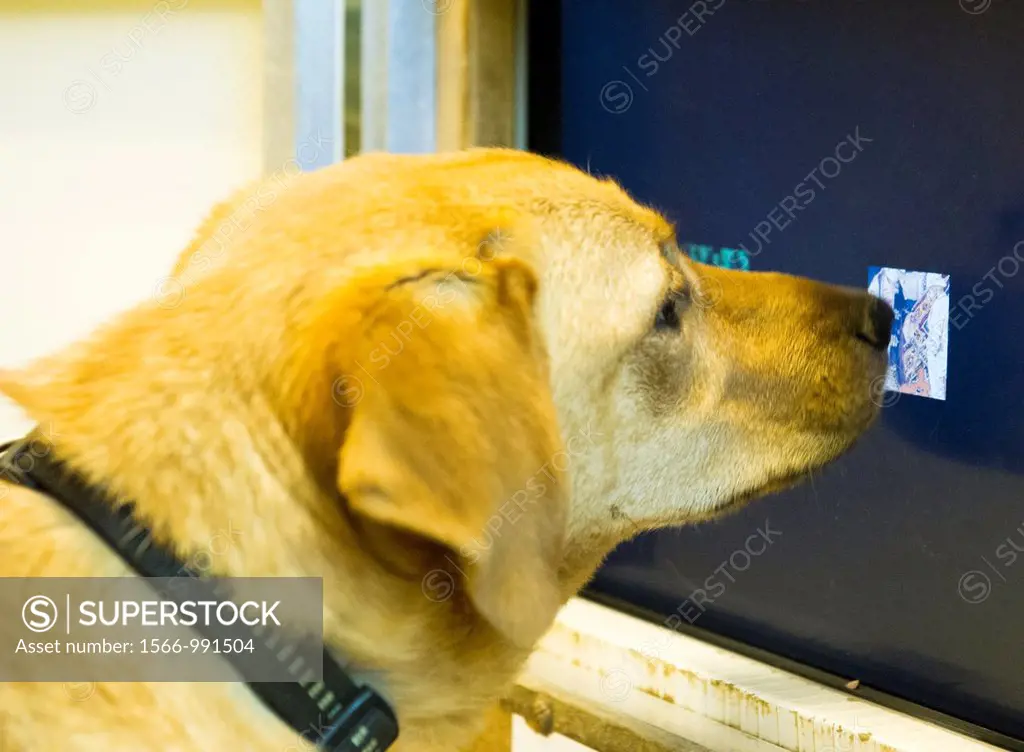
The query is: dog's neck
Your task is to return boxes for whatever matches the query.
[15,383,338,582]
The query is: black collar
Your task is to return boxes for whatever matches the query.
[0,433,399,751]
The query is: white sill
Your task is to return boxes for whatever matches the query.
[509,598,1004,752]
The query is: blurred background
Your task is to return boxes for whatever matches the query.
[0,0,265,435]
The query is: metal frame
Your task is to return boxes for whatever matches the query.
[384,0,438,153]
[514,0,527,150]
[294,0,346,166]
[506,598,1004,752]
[264,0,522,170]
[436,0,519,150]
[359,0,390,153]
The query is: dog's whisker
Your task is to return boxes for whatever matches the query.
[806,466,823,513]
[623,512,643,536]
[663,556,687,584]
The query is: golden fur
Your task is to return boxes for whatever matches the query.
[0,148,888,750]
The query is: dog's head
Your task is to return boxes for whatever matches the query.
[164,148,890,580]
[250,149,888,562]
[526,198,893,538]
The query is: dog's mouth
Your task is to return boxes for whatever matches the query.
[710,467,819,521]
[709,416,877,522]
[692,468,828,526]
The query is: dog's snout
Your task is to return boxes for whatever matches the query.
[857,295,894,351]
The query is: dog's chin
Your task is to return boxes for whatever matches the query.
[699,423,875,524]
[700,470,812,523]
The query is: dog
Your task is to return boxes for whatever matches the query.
[0,148,892,751]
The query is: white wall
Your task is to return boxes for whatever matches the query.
[0,0,262,439]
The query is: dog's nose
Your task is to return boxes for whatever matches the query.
[857,296,894,351]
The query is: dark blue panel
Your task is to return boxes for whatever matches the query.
[547,0,1024,743]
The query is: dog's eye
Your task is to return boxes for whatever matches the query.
[653,291,684,331]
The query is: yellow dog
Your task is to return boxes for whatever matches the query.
[0,148,891,750]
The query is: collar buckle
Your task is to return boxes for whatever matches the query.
[318,687,399,751]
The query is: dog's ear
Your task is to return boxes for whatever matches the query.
[337,253,568,648]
